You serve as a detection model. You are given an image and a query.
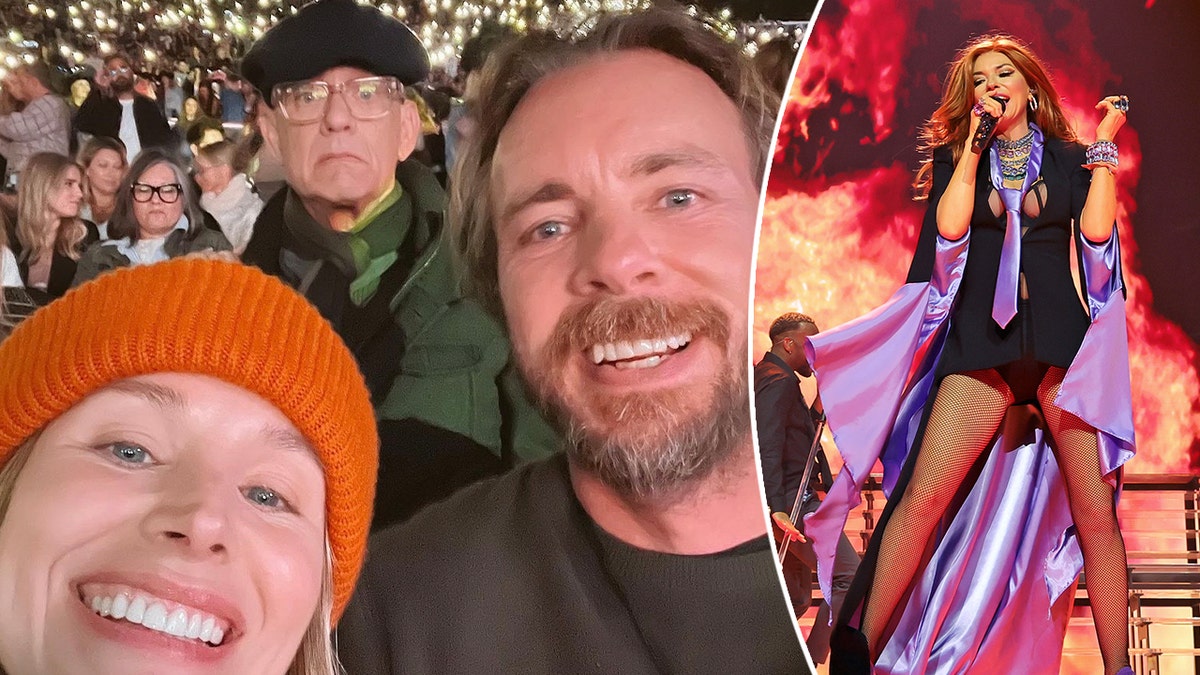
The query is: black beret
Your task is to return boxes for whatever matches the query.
[241,0,429,106]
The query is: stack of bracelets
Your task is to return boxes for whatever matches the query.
[1086,139,1119,171]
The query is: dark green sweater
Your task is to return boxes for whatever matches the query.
[337,454,811,674]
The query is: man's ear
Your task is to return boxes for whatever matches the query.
[394,100,421,163]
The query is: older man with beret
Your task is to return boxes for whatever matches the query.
[240,0,556,529]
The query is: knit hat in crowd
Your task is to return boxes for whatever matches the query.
[0,258,378,622]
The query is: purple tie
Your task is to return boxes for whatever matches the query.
[992,188,1022,327]
[989,124,1044,329]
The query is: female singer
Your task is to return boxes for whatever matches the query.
[812,35,1134,675]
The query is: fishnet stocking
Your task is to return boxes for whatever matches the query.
[861,370,1014,655]
[1038,366,1130,675]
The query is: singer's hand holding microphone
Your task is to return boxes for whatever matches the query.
[970,95,1008,154]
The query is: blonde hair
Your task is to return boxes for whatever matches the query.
[16,153,89,263]
[914,33,1076,198]
[0,433,340,675]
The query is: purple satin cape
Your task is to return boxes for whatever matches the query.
[803,227,1134,673]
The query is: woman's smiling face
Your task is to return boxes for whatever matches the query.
[0,373,327,675]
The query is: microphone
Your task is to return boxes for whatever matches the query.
[971,98,1007,154]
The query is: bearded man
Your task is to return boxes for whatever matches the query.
[75,53,174,159]
[336,8,810,674]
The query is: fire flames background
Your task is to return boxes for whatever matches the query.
[756,0,1200,474]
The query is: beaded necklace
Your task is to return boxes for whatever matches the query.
[996,128,1035,182]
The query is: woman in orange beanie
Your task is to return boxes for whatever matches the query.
[0,258,378,674]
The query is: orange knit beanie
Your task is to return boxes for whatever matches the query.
[0,258,378,623]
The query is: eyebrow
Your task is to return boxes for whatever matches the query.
[263,425,318,458]
[629,147,727,176]
[498,146,731,222]
[500,182,576,222]
[972,63,1014,76]
[106,380,187,412]
[107,379,319,457]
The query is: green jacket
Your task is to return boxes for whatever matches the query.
[243,161,558,520]
[377,161,557,462]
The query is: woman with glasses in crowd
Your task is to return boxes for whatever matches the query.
[10,152,98,304]
[76,137,128,240]
[73,148,230,285]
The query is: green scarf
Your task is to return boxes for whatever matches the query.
[282,182,413,306]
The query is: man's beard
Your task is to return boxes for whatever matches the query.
[111,77,134,95]
[523,297,750,502]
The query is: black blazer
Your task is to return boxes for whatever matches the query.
[753,351,831,514]
[908,137,1098,374]
[75,90,176,150]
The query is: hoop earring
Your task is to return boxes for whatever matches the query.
[1029,93,1039,112]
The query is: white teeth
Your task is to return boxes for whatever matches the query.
[142,603,168,631]
[110,594,129,620]
[590,332,693,366]
[85,589,227,647]
[165,608,189,637]
[126,596,146,623]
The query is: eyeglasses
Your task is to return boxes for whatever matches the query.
[272,76,403,124]
[131,182,183,203]
[107,66,131,76]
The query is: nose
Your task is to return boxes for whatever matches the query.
[569,214,664,296]
[140,471,232,558]
[320,87,354,133]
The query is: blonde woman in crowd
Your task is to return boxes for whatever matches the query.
[11,152,98,304]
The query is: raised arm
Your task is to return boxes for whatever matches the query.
[936,95,1001,240]
[1079,96,1128,243]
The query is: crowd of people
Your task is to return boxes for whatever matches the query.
[0,31,487,334]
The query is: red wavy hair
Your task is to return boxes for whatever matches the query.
[914,34,1076,198]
